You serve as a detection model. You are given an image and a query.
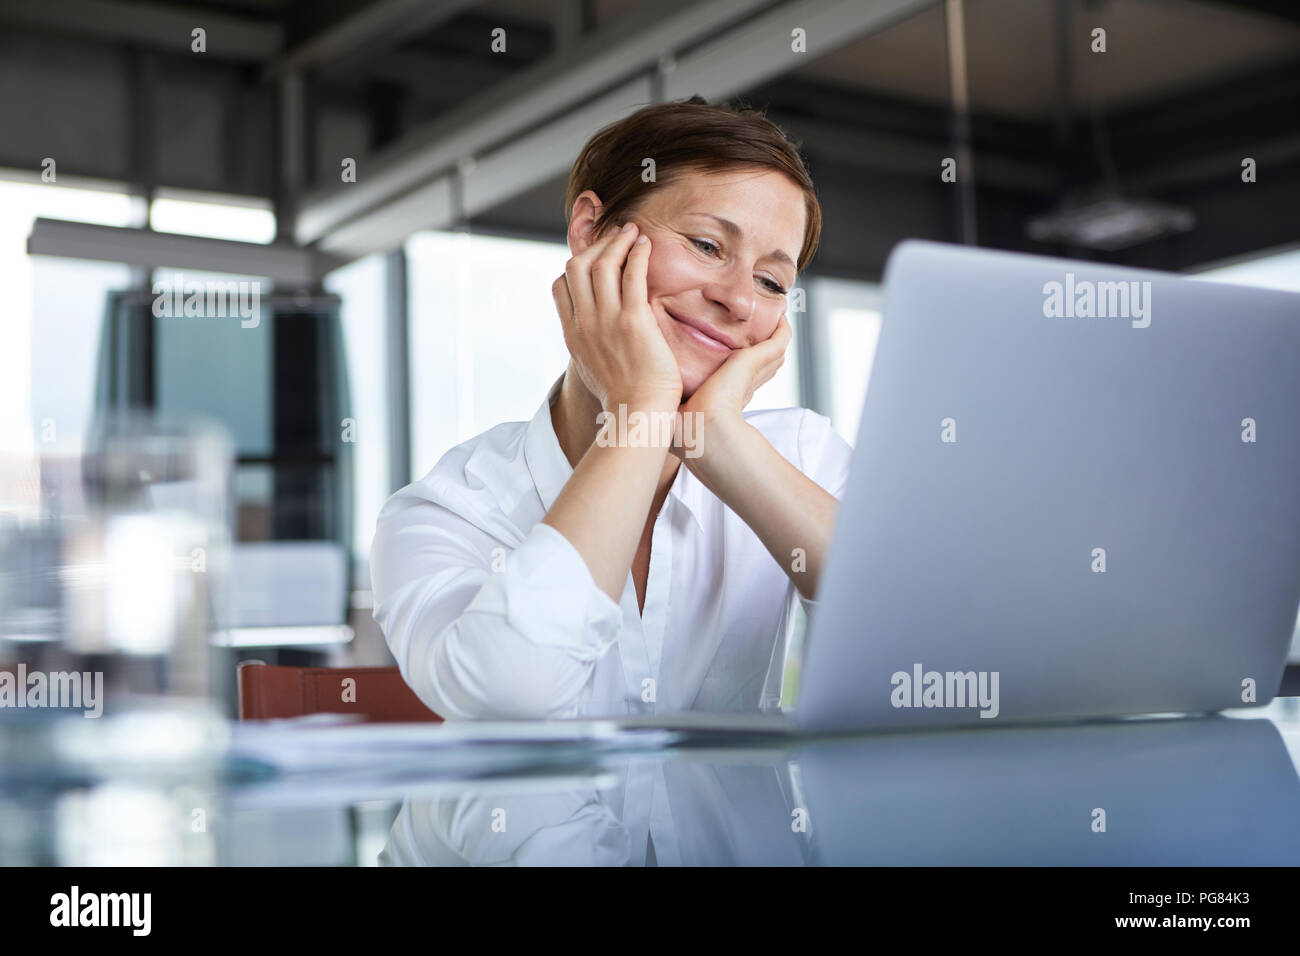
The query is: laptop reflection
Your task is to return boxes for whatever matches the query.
[798,715,1300,865]
[380,715,1299,866]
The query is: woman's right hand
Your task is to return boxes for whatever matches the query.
[551,222,682,413]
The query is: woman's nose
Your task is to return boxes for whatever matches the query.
[705,261,756,322]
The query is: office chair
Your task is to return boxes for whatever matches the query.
[237,661,443,722]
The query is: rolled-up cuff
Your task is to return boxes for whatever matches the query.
[495,522,623,661]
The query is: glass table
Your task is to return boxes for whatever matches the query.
[3,699,1298,866]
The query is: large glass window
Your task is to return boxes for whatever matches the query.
[151,267,273,457]
[407,230,597,473]
[751,306,802,412]
[2,178,282,459]
[1192,246,1300,293]
[0,176,137,458]
[324,254,389,562]
[808,276,883,444]
[149,190,276,244]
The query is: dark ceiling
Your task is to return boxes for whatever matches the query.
[1,0,1297,280]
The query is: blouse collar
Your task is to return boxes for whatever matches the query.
[523,374,707,534]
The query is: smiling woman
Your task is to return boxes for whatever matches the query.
[370,95,853,721]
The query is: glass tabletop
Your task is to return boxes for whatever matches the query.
[3,699,1298,866]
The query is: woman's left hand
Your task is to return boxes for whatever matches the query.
[663,312,836,600]
[672,314,792,460]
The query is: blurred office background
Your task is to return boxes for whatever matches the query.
[1,0,1298,697]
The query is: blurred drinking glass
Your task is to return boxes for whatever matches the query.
[0,413,234,781]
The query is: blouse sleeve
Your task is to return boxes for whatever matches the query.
[370,495,624,720]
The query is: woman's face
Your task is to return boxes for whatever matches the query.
[573,167,807,398]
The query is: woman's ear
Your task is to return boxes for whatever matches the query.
[567,190,606,254]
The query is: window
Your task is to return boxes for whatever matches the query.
[0,175,137,457]
[149,190,276,244]
[808,276,883,444]
[1,178,281,459]
[151,267,273,456]
[750,305,802,412]
[406,230,582,474]
[1192,246,1300,293]
[324,254,389,562]
[105,270,350,551]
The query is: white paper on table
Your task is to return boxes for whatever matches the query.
[228,715,681,774]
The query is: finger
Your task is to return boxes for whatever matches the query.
[620,231,652,321]
[569,225,632,323]
[551,274,577,334]
[769,313,793,347]
[742,361,782,407]
[591,223,641,317]
[738,349,779,388]
[757,354,785,387]
[563,225,624,324]
[563,253,598,330]
[572,223,624,263]
[750,314,792,361]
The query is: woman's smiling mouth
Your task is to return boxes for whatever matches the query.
[666,308,737,353]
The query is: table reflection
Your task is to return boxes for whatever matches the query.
[381,716,1300,866]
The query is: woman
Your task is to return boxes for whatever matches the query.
[371,96,853,720]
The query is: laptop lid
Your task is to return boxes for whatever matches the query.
[797,240,1300,732]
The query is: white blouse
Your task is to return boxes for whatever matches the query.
[370,378,854,721]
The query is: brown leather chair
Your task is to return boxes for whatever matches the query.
[237,661,443,723]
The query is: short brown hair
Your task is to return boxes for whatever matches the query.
[564,95,821,273]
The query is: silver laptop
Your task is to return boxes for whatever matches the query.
[625,239,1300,735]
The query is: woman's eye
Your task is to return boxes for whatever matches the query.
[690,236,786,294]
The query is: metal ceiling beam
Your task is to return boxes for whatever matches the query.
[27,218,340,286]
[0,0,282,61]
[264,0,480,81]
[317,176,457,257]
[298,0,938,259]
[315,74,655,255]
[294,0,782,247]
[661,0,935,102]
